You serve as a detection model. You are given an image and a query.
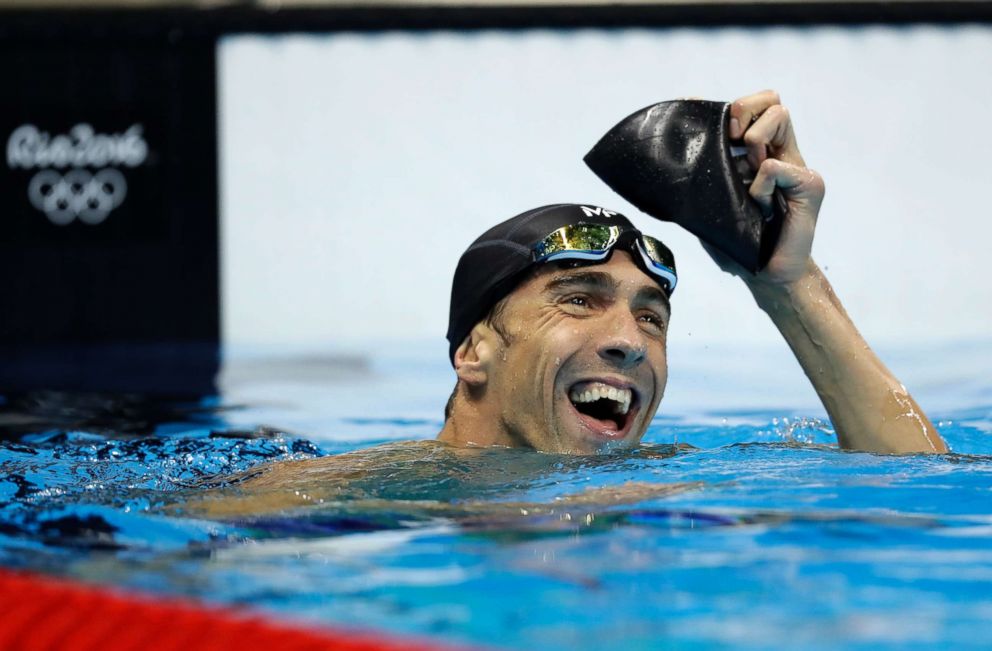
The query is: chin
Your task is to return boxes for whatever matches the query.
[551,419,645,455]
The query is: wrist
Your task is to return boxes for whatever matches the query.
[743,259,820,313]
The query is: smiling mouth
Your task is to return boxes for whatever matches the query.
[568,381,637,435]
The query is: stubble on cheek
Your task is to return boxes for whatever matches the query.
[497,308,578,452]
[634,352,668,442]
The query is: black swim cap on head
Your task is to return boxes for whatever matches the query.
[446,203,668,364]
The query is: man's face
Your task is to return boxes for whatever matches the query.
[484,250,669,454]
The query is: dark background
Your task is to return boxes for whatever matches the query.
[0,17,218,394]
[0,1,988,396]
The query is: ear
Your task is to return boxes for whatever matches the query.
[453,323,496,387]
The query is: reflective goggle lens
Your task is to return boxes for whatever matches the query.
[637,235,678,293]
[532,223,677,295]
[533,224,619,262]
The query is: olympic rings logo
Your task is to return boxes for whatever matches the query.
[27,168,127,226]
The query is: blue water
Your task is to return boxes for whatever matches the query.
[2,341,991,650]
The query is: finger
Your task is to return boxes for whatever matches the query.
[751,160,825,269]
[742,104,805,169]
[749,158,825,214]
[729,89,781,139]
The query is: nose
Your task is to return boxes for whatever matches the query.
[596,309,648,369]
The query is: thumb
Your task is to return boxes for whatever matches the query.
[750,158,825,216]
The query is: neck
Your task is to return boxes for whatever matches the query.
[437,391,515,449]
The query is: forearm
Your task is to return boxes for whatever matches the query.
[745,261,946,454]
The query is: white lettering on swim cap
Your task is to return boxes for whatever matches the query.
[580,205,616,218]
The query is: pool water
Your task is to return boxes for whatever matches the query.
[1,340,991,650]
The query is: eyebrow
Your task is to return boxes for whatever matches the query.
[543,270,672,314]
[635,286,672,316]
[543,270,617,294]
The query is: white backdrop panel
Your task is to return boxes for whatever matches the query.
[219,26,992,353]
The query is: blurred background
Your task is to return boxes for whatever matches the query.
[1,0,989,402]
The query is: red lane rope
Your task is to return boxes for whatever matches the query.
[0,568,463,651]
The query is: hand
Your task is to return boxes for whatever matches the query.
[704,90,826,286]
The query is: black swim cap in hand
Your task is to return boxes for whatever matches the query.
[585,100,786,273]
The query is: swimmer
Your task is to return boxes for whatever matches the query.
[437,90,946,456]
[184,90,945,519]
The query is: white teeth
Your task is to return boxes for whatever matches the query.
[614,394,631,415]
[568,383,632,415]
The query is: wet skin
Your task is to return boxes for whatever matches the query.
[183,256,674,518]
[179,89,946,525]
[176,440,699,520]
[440,250,671,455]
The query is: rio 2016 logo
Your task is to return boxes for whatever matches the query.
[6,123,147,226]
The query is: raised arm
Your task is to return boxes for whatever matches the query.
[711,90,946,454]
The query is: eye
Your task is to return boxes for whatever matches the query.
[637,311,667,332]
[559,294,595,314]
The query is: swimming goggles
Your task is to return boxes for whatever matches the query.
[531,223,677,295]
